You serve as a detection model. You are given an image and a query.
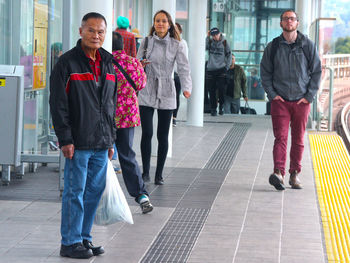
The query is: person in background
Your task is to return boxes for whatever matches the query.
[260,10,321,191]
[115,16,136,57]
[223,54,248,114]
[248,68,264,100]
[206,27,231,116]
[137,10,192,185]
[172,22,188,126]
[50,12,117,259]
[132,28,143,52]
[111,32,153,214]
[51,42,62,70]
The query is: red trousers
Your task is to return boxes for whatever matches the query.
[271,100,310,176]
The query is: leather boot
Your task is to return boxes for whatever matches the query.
[289,171,302,189]
[269,169,285,191]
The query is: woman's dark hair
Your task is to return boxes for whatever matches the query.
[175,22,182,34]
[149,10,180,41]
[82,12,107,27]
[112,32,124,51]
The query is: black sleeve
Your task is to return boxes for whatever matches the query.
[49,57,73,147]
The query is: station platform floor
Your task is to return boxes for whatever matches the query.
[0,114,327,263]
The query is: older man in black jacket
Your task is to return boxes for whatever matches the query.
[50,12,117,259]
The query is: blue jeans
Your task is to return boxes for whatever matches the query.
[112,144,118,160]
[61,149,108,245]
[116,127,148,200]
[223,96,240,114]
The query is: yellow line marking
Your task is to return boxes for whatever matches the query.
[309,133,350,262]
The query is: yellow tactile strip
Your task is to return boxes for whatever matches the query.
[309,133,350,262]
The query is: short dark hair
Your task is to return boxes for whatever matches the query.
[280,10,299,22]
[112,32,123,51]
[81,12,107,27]
[175,22,182,34]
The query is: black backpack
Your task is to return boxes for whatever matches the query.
[270,33,311,70]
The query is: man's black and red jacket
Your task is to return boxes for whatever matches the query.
[49,40,117,150]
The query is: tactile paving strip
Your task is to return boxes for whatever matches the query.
[205,123,251,170]
[141,123,250,262]
[141,208,209,263]
[309,133,350,262]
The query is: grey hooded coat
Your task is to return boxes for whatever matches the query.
[136,32,192,109]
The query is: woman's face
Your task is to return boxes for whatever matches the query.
[154,12,169,37]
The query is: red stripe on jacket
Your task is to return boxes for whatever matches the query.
[70,73,94,81]
[106,73,116,82]
[65,73,115,94]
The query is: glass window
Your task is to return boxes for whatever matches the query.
[0,0,11,64]
[176,0,189,41]
[208,0,295,103]
[20,0,34,90]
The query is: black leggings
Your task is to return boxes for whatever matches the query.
[173,73,181,118]
[139,106,173,180]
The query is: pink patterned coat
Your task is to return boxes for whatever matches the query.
[112,50,146,128]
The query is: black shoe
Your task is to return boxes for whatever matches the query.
[83,239,105,256]
[60,242,93,259]
[142,173,150,182]
[155,178,164,185]
[269,172,285,191]
[211,110,217,116]
[219,109,224,115]
[173,118,177,127]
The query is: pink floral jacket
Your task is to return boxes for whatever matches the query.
[112,50,146,128]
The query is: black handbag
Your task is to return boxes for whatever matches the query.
[240,101,257,115]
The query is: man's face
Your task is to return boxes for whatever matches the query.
[79,18,106,50]
[231,56,235,65]
[280,11,299,33]
[212,33,221,41]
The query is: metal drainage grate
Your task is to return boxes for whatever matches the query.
[205,122,251,170]
[141,208,209,263]
[141,122,250,262]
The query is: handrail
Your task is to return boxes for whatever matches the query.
[323,67,335,131]
[340,102,350,152]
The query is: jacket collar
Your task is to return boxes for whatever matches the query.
[112,50,126,59]
[153,31,170,41]
[279,30,306,46]
[75,39,113,62]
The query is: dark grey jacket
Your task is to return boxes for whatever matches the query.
[260,32,322,102]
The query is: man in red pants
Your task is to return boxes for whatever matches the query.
[260,10,322,190]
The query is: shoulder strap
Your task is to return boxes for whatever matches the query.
[112,60,137,91]
[270,34,312,69]
[270,37,280,70]
[300,43,311,66]
[142,37,149,60]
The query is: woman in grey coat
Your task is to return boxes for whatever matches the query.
[136,9,192,185]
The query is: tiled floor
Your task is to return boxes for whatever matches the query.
[0,114,326,263]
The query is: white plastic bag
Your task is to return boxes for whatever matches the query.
[94,160,134,225]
